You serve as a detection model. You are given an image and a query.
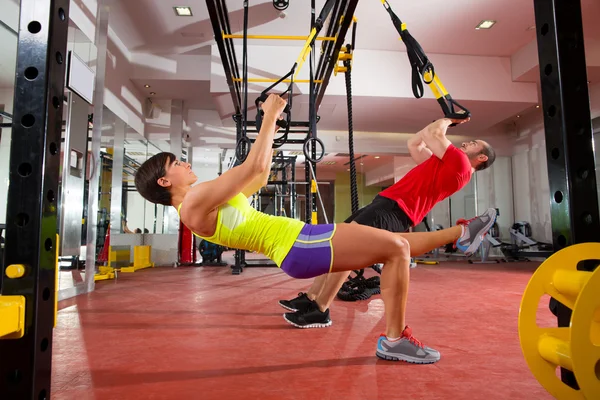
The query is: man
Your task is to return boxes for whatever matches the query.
[280,117,496,328]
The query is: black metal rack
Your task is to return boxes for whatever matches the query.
[232,153,298,275]
[533,0,600,390]
[0,0,71,397]
[206,0,359,274]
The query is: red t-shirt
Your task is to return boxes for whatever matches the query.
[379,145,472,225]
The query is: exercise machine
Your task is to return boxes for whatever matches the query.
[499,221,554,261]
[198,239,227,266]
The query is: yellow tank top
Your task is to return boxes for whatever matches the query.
[178,193,305,266]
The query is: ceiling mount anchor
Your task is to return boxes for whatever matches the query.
[273,0,289,11]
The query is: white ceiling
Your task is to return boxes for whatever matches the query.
[3,0,600,180]
[99,0,600,177]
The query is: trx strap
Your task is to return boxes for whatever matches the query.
[294,0,336,79]
[255,0,335,149]
[380,0,471,126]
[241,0,335,160]
[254,65,295,149]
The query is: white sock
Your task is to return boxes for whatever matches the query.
[386,336,401,341]
[460,224,465,237]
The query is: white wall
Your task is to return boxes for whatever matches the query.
[68,0,147,136]
[125,191,146,232]
[508,82,600,243]
[475,156,515,238]
[429,198,450,229]
[191,148,222,183]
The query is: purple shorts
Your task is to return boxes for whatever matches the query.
[280,224,336,279]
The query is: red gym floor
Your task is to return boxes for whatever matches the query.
[52,261,554,400]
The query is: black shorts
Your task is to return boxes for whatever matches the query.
[344,195,413,233]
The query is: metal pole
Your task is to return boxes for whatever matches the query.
[84,0,110,296]
[533,0,600,389]
[0,0,70,397]
[110,120,126,236]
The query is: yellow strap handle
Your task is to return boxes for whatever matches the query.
[294,27,318,79]
[423,71,450,99]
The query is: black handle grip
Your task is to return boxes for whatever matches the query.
[235,136,252,163]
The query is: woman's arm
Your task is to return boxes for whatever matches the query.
[181,95,287,216]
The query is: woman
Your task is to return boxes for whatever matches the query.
[134,94,496,364]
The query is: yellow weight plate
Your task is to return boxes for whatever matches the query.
[571,262,600,399]
[519,243,600,399]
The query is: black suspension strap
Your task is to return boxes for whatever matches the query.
[240,0,335,162]
[380,0,471,126]
[294,0,336,80]
[235,1,252,163]
[254,65,295,149]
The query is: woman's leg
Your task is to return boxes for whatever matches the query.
[330,224,415,338]
[328,208,497,363]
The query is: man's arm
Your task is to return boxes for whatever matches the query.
[407,132,433,165]
[419,118,454,160]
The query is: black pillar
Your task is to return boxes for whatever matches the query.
[306,0,317,224]
[533,0,600,389]
[0,0,70,398]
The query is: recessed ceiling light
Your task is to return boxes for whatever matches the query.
[150,92,156,95]
[374,156,380,159]
[516,115,521,118]
[475,20,496,30]
[144,84,150,88]
[536,105,540,108]
[174,6,193,16]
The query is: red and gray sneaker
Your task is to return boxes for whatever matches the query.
[455,208,498,256]
[376,326,440,364]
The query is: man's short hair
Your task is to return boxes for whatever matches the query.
[475,142,496,171]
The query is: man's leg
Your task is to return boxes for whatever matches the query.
[278,205,368,313]
[306,274,328,300]
[284,197,413,328]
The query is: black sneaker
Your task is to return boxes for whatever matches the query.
[278,292,315,312]
[283,303,332,329]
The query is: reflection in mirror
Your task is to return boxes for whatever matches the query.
[54,22,97,297]
[122,137,171,235]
